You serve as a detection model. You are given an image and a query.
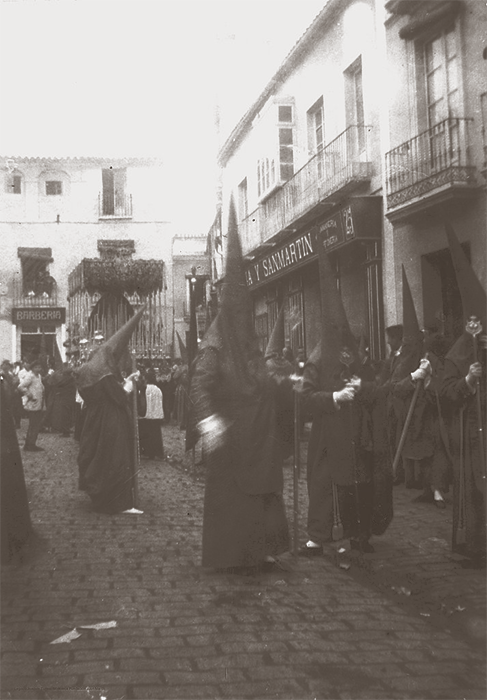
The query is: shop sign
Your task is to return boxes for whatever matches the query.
[319,196,382,252]
[12,307,66,324]
[245,228,318,287]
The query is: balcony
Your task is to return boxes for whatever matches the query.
[238,125,372,255]
[98,193,133,219]
[385,117,479,221]
[13,278,59,307]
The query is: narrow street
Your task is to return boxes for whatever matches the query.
[1,421,485,700]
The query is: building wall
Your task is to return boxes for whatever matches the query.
[383,0,487,333]
[221,0,383,227]
[219,0,388,360]
[0,157,175,362]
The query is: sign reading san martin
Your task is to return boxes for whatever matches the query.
[245,230,317,287]
[244,197,381,288]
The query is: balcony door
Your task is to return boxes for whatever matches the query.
[423,26,461,171]
[344,57,365,161]
[102,168,127,216]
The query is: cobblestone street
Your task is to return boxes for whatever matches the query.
[1,421,485,700]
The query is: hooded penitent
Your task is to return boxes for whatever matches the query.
[75,306,145,390]
[445,223,487,373]
[393,266,424,380]
[317,241,358,386]
[198,196,259,390]
[186,196,260,452]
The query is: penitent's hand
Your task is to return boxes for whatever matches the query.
[466,362,482,391]
[198,414,229,453]
[333,385,356,404]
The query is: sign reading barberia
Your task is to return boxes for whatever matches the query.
[245,229,318,287]
[13,308,66,324]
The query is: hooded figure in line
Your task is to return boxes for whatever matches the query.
[300,245,393,556]
[440,224,486,568]
[189,197,290,573]
[75,307,144,514]
[391,267,452,507]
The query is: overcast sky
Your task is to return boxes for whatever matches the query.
[0,0,326,233]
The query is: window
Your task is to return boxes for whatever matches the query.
[255,313,269,355]
[308,98,325,177]
[286,277,304,356]
[5,171,22,194]
[345,57,365,154]
[46,180,63,196]
[308,98,324,153]
[424,26,459,127]
[414,24,462,171]
[257,103,294,200]
[279,127,294,182]
[17,247,55,297]
[238,178,248,220]
[101,168,131,216]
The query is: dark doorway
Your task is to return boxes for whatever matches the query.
[421,243,469,340]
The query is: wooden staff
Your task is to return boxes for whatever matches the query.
[292,383,300,556]
[130,352,140,509]
[392,382,421,479]
[466,316,485,470]
[392,355,429,478]
[340,350,361,550]
[455,407,466,545]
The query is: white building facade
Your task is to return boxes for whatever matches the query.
[217,0,486,359]
[218,0,387,360]
[0,156,175,364]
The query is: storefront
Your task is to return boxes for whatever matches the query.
[12,307,66,365]
[246,196,385,361]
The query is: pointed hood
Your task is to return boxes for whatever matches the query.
[445,223,486,327]
[219,196,254,340]
[445,224,487,371]
[197,195,259,394]
[75,305,145,390]
[265,306,285,359]
[53,339,64,371]
[176,332,188,364]
[395,266,423,379]
[317,244,358,387]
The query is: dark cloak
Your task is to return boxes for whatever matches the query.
[1,377,32,562]
[441,333,486,560]
[191,314,289,569]
[44,369,76,433]
[302,346,393,540]
[77,375,134,514]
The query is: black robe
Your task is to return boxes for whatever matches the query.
[44,369,76,433]
[441,333,485,561]
[1,377,32,562]
[302,353,393,543]
[77,375,134,514]
[191,344,289,569]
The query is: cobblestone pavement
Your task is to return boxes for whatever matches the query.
[1,421,485,700]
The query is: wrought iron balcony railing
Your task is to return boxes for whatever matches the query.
[385,117,476,210]
[98,193,133,218]
[238,125,372,254]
